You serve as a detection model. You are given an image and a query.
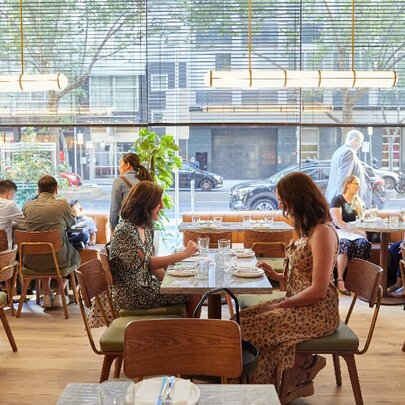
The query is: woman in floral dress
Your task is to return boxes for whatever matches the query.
[239,172,340,402]
[109,181,200,317]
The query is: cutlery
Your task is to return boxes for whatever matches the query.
[155,376,168,405]
[163,376,176,405]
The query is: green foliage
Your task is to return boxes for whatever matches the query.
[132,128,182,231]
[1,127,68,206]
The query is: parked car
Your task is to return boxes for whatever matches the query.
[61,171,82,186]
[229,160,385,211]
[371,166,399,190]
[172,162,223,191]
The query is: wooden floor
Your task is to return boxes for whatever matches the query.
[0,295,404,405]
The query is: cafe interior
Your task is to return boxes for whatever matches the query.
[0,0,404,404]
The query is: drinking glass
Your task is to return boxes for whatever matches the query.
[224,253,238,273]
[197,237,210,256]
[215,252,225,269]
[243,215,251,227]
[98,379,132,405]
[218,239,231,252]
[264,216,274,227]
[196,259,209,279]
[389,215,399,226]
[369,206,378,220]
[192,215,200,226]
[213,216,223,226]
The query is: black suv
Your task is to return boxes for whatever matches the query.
[229,160,385,210]
[172,162,223,191]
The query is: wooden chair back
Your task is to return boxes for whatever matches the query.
[124,318,243,380]
[252,241,286,258]
[99,251,113,286]
[183,230,233,249]
[0,246,18,282]
[14,230,62,254]
[244,230,293,249]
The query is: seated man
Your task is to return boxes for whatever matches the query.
[0,180,25,250]
[69,199,97,247]
[388,240,404,297]
[23,175,80,308]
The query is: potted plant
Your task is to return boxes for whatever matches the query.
[132,128,182,248]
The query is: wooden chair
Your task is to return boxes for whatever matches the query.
[238,241,287,310]
[279,259,383,405]
[0,229,8,252]
[243,229,293,249]
[0,246,18,316]
[124,318,243,382]
[0,291,17,351]
[75,258,185,382]
[183,230,233,249]
[14,230,78,319]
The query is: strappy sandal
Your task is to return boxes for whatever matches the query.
[389,286,404,298]
[286,381,314,403]
[336,279,351,296]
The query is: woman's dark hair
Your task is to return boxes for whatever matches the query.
[122,152,153,181]
[276,172,331,237]
[120,181,163,228]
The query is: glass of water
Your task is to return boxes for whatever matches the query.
[224,252,238,273]
[197,236,210,256]
[218,239,231,252]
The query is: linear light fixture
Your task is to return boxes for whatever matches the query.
[204,0,397,89]
[0,0,68,93]
[201,103,333,113]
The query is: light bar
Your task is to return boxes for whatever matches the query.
[0,73,68,92]
[204,70,397,88]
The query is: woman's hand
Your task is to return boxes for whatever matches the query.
[256,260,279,280]
[183,240,199,258]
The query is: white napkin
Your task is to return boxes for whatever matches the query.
[131,378,194,405]
[167,266,196,277]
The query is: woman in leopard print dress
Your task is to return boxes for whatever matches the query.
[239,172,340,401]
[109,181,201,316]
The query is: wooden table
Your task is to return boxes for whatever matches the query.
[348,220,405,305]
[56,382,281,404]
[161,250,273,319]
[179,221,293,233]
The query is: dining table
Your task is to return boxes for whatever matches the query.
[160,249,273,319]
[179,220,293,233]
[56,382,281,404]
[347,219,405,305]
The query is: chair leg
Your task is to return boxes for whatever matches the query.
[342,354,363,405]
[57,278,69,319]
[332,354,342,386]
[402,340,405,352]
[36,279,41,304]
[10,267,18,316]
[69,272,78,304]
[16,278,30,318]
[0,307,17,351]
[5,279,14,316]
[100,354,116,382]
[225,294,234,318]
[114,356,123,378]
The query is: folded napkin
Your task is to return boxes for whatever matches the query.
[130,377,197,405]
[167,266,196,277]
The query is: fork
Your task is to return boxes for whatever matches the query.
[155,376,168,405]
[162,376,176,405]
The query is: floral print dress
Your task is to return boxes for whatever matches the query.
[110,220,191,310]
[239,230,340,389]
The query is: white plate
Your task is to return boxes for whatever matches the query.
[167,268,195,277]
[232,268,265,278]
[233,249,255,258]
[131,377,200,405]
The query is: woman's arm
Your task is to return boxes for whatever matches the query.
[330,207,350,230]
[272,224,337,309]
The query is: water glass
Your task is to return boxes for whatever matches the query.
[215,252,225,269]
[243,215,251,227]
[224,253,238,273]
[196,259,209,279]
[264,216,274,227]
[197,237,210,256]
[192,215,200,226]
[98,379,132,405]
[389,215,399,226]
[218,239,231,252]
[213,216,223,226]
[370,206,378,220]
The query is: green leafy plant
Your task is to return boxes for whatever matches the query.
[132,127,182,231]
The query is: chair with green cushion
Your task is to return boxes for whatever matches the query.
[238,241,287,310]
[98,251,187,318]
[75,259,182,382]
[279,258,383,405]
[15,230,78,319]
[0,291,17,351]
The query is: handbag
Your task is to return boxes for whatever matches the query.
[192,287,259,382]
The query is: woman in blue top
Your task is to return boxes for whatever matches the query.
[109,152,152,231]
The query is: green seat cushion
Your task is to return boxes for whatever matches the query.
[22,264,76,277]
[100,315,181,352]
[261,258,284,272]
[0,291,7,306]
[297,320,359,352]
[239,291,286,309]
[119,303,186,318]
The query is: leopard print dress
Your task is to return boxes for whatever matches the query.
[239,227,340,389]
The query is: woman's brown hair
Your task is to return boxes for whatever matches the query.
[122,152,153,181]
[276,172,331,237]
[120,181,163,228]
